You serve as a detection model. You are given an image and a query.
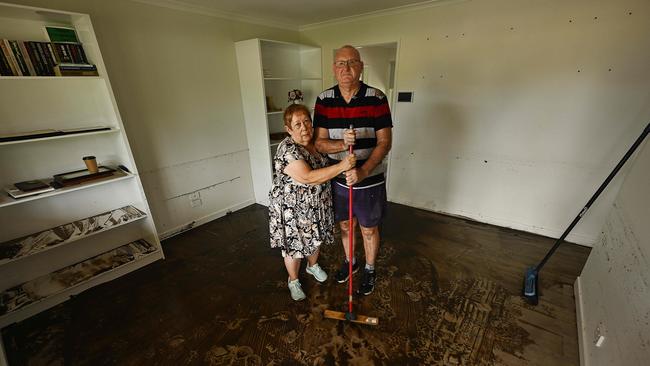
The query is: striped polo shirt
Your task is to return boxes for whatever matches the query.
[313,82,393,188]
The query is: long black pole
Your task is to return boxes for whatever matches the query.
[536,122,650,272]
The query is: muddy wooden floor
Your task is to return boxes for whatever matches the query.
[2,203,590,365]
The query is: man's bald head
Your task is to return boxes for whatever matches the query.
[334,45,361,61]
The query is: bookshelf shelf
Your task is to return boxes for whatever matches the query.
[0,76,102,80]
[236,39,322,205]
[0,239,160,325]
[0,169,134,208]
[0,205,147,265]
[0,127,119,146]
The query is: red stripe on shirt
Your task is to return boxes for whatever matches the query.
[315,104,390,119]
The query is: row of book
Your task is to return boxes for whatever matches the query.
[0,39,98,77]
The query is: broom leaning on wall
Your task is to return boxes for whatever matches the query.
[523,122,649,305]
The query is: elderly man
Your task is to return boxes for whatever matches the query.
[313,45,393,295]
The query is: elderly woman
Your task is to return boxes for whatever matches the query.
[269,104,355,301]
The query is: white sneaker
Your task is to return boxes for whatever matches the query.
[306,263,328,283]
[288,278,306,301]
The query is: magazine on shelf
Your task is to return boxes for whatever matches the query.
[5,180,54,199]
[53,166,116,187]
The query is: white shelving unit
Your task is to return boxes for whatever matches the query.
[235,39,322,206]
[0,3,164,359]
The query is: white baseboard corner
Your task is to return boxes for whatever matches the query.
[160,199,256,240]
[574,276,587,366]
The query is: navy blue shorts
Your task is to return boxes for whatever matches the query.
[332,181,387,228]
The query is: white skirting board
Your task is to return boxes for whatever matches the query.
[574,276,587,366]
[159,199,255,240]
[389,198,597,246]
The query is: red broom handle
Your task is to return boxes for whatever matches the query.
[348,142,354,315]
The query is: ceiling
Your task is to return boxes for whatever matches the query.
[133,0,449,29]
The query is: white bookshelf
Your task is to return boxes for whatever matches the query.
[0,2,164,357]
[235,39,322,205]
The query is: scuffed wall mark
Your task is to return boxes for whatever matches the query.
[605,204,649,288]
[141,149,249,175]
[165,176,241,201]
[161,221,196,240]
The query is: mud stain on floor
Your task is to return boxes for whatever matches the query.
[1,203,589,365]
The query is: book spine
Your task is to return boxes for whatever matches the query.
[68,44,78,63]
[36,42,53,75]
[34,42,46,75]
[10,41,30,75]
[63,44,73,63]
[2,39,21,75]
[76,44,89,64]
[0,45,12,75]
[26,42,44,76]
[52,43,70,64]
[51,43,63,63]
[18,41,37,76]
[46,43,58,66]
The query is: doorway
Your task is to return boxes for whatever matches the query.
[356,42,398,110]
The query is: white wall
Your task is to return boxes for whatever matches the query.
[301,0,650,245]
[5,0,299,238]
[575,130,649,365]
[6,0,647,246]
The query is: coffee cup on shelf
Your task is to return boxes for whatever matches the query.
[83,156,99,173]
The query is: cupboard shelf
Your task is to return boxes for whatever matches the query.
[0,168,134,208]
[0,205,147,265]
[0,239,159,322]
[0,127,119,146]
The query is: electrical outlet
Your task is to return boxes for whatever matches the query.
[190,198,202,208]
[594,323,606,347]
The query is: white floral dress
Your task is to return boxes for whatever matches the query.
[269,137,335,258]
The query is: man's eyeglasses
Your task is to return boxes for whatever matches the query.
[334,59,361,68]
